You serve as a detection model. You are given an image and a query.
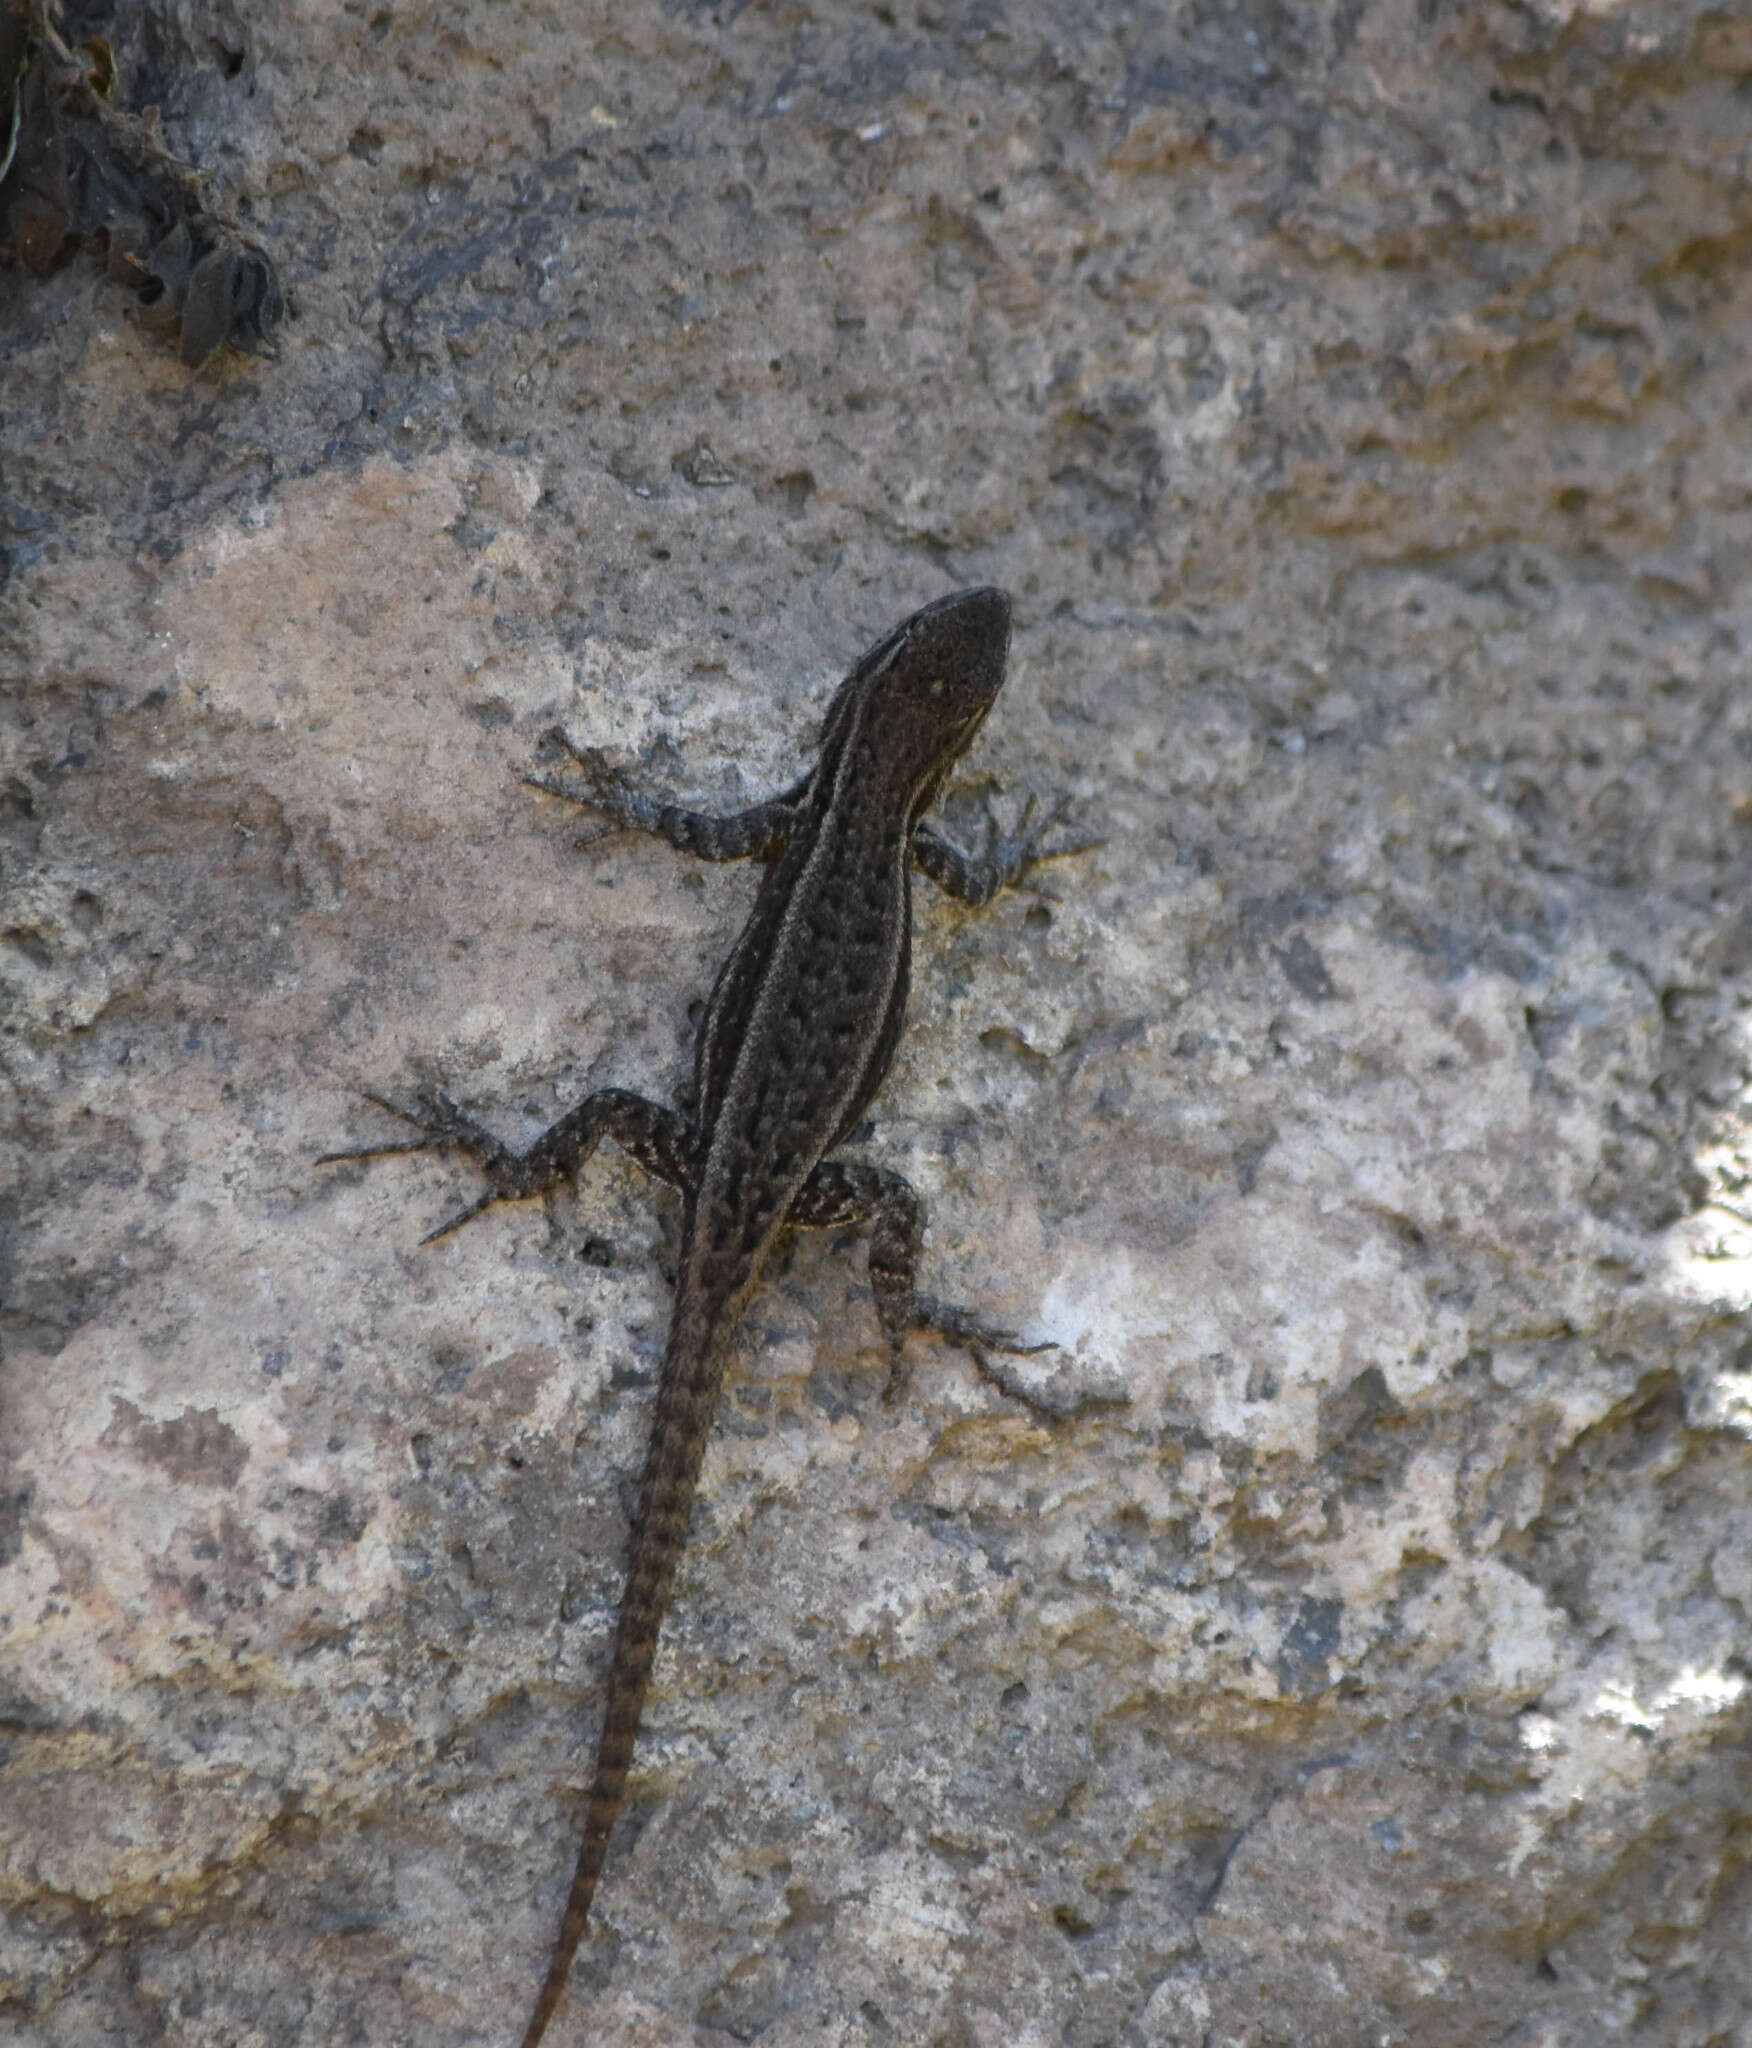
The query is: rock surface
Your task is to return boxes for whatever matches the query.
[3,3,1750,2044]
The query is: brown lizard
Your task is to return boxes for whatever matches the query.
[321,587,1087,2044]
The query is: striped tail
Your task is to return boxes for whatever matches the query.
[519,1307,726,2048]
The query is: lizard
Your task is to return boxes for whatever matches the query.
[320,586,1089,2047]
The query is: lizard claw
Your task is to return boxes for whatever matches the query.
[1010,792,1104,873]
[900,1294,1129,1421]
[876,1295,1051,1409]
[966,1345,1129,1420]
[521,771,623,849]
[524,733,670,847]
[315,1089,453,1165]
[535,725,599,769]
[526,726,615,803]
[973,793,1102,895]
[912,1295,1052,1356]
[318,1085,521,1218]
[419,1188,502,1245]
[317,1089,520,1187]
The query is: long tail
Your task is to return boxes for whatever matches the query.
[519,1303,726,2048]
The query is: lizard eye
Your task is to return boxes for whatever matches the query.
[926,676,946,696]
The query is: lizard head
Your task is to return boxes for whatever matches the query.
[832,587,1012,813]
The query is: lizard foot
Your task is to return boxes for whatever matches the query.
[318,1088,538,1242]
[990,792,1106,881]
[890,1295,1127,1421]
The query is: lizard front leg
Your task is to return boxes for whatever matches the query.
[913,794,1102,906]
[319,1085,697,1241]
[527,728,807,863]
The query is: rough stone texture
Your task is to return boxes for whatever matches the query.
[4,2,1751,2044]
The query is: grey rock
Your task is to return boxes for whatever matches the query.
[2,3,1749,2044]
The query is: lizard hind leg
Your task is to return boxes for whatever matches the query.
[788,1159,1051,1405]
[318,1084,699,1240]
